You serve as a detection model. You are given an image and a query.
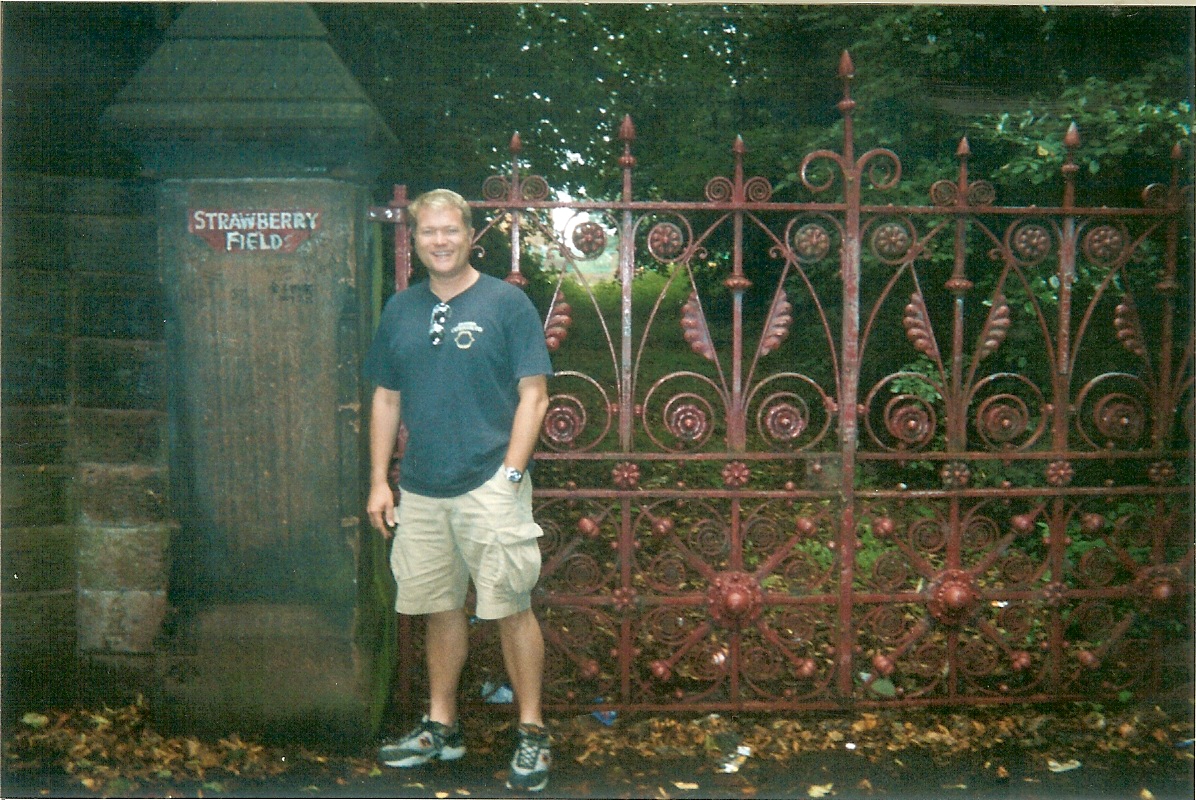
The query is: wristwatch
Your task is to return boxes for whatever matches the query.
[504,466,524,483]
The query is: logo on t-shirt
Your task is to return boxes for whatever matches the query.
[451,321,484,349]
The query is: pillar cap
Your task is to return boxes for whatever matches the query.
[102,3,397,179]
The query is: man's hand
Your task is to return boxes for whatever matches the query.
[367,386,403,538]
[367,482,397,538]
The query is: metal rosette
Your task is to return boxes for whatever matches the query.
[1079,219,1133,269]
[640,371,725,452]
[1000,216,1057,268]
[864,215,919,266]
[540,370,615,453]
[966,372,1048,452]
[636,212,696,265]
[862,372,942,452]
[745,373,835,453]
[559,210,618,262]
[1073,372,1151,451]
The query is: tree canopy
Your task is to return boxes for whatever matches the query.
[315,4,1193,202]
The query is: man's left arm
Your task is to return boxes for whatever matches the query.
[504,374,549,474]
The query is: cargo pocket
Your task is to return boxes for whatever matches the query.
[498,521,543,596]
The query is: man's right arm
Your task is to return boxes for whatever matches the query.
[367,386,402,538]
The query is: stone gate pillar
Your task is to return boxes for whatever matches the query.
[102,3,397,748]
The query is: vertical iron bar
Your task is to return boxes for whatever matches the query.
[619,117,637,451]
[393,184,410,293]
[835,51,860,700]
[727,137,748,452]
[1152,144,1183,449]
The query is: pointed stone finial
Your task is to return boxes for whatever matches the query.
[838,50,855,80]
[1064,122,1080,150]
[619,115,636,143]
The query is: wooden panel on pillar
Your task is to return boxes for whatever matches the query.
[160,179,364,612]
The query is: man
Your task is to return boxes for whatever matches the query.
[363,189,553,792]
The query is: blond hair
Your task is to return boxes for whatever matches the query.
[406,188,473,229]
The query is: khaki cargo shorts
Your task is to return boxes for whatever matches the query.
[390,465,543,620]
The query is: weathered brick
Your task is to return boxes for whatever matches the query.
[77,525,170,591]
[77,463,168,525]
[2,590,79,709]
[2,407,71,466]
[1,214,72,271]
[77,273,164,341]
[3,176,151,217]
[75,339,164,410]
[78,589,167,653]
[73,409,165,465]
[1,525,77,593]
[1,269,71,338]
[1,466,73,526]
[1,335,70,406]
[67,216,156,275]
[2,590,77,659]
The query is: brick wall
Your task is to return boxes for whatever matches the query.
[2,174,168,714]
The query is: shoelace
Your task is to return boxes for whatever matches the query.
[514,732,547,768]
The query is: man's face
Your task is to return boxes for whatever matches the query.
[413,205,473,280]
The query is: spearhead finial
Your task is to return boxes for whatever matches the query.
[956,137,971,159]
[619,115,636,143]
[733,135,747,155]
[838,50,855,80]
[1064,122,1081,150]
[510,132,523,154]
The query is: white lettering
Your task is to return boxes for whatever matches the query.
[192,210,207,230]
[225,231,243,250]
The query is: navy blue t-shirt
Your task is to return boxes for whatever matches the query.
[364,274,553,497]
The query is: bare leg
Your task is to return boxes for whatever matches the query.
[426,608,469,725]
[497,607,545,726]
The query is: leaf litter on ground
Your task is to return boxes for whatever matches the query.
[5,695,1193,796]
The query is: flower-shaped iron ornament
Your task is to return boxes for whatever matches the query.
[1045,460,1075,487]
[792,223,832,263]
[571,221,607,259]
[611,462,641,490]
[939,461,971,489]
[721,461,751,488]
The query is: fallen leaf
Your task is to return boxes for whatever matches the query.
[808,783,834,798]
[673,782,699,790]
[1140,790,1155,800]
[996,765,1010,779]
[1047,758,1082,773]
[856,778,873,790]
[21,712,49,728]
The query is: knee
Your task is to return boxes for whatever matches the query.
[497,607,538,633]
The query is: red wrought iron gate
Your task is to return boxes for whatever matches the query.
[369,54,1193,715]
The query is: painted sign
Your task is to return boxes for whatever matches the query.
[189,209,321,253]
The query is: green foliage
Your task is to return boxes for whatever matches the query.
[971,54,1193,205]
[314,5,1192,205]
